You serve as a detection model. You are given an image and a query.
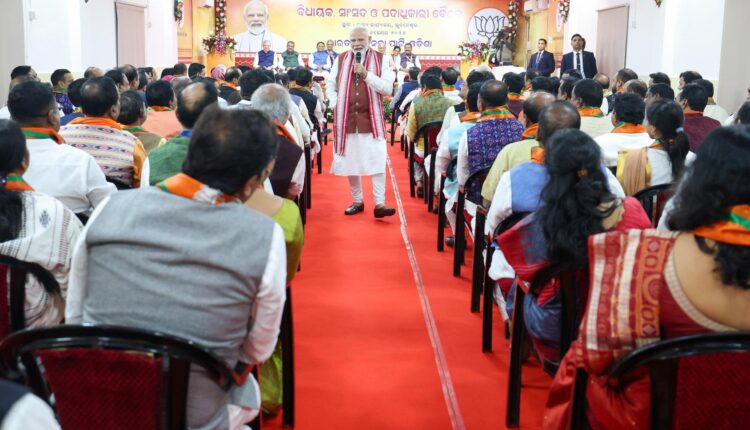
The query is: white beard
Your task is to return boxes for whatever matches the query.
[248,24,266,36]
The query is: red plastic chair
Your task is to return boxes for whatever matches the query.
[0,325,247,430]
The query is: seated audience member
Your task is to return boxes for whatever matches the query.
[725,85,750,125]
[622,79,648,98]
[10,65,39,82]
[160,67,175,80]
[84,66,104,79]
[389,67,420,122]
[608,68,639,113]
[0,119,82,327]
[617,99,693,195]
[679,83,721,151]
[645,82,675,108]
[678,69,702,89]
[498,129,650,363]
[219,66,241,102]
[435,83,482,244]
[137,71,149,101]
[171,76,193,96]
[503,72,526,118]
[399,66,444,116]
[51,68,74,115]
[118,91,165,153]
[595,93,652,167]
[120,65,139,92]
[695,79,730,123]
[66,106,286,430]
[458,80,524,201]
[60,77,147,188]
[735,101,750,125]
[557,76,580,101]
[1,76,33,120]
[407,75,455,194]
[104,69,130,94]
[0,379,60,429]
[251,84,305,199]
[531,76,554,95]
[549,77,561,97]
[172,63,187,77]
[648,72,671,87]
[436,70,493,144]
[570,79,612,138]
[188,63,206,80]
[210,64,226,82]
[560,70,583,80]
[544,125,750,430]
[60,78,87,125]
[143,80,182,139]
[8,81,115,214]
[148,81,218,185]
[482,91,556,202]
[523,69,539,95]
[593,73,612,113]
[289,68,324,128]
[441,67,463,105]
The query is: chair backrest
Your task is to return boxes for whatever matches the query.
[633,183,674,227]
[0,324,242,430]
[464,166,491,205]
[606,333,750,430]
[106,176,133,190]
[417,121,443,154]
[0,255,59,339]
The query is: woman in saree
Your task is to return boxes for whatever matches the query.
[544,125,750,429]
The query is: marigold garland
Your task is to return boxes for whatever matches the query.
[558,0,571,23]
[202,0,237,55]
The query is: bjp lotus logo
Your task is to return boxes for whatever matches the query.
[468,8,508,46]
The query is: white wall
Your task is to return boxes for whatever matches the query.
[0,0,26,104]
[717,0,750,112]
[565,0,725,79]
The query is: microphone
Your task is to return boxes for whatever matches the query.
[355,52,362,85]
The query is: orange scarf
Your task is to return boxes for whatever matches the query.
[460,111,481,123]
[694,205,750,246]
[69,117,124,130]
[508,93,524,101]
[148,106,173,112]
[530,147,544,164]
[22,127,65,144]
[521,123,539,140]
[275,121,297,143]
[157,173,237,205]
[221,82,237,89]
[479,107,515,121]
[612,121,646,134]
[707,97,716,106]
[442,85,456,92]
[578,106,604,118]
[422,89,443,98]
[684,109,704,116]
[3,175,34,192]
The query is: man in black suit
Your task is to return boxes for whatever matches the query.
[527,38,555,77]
[560,34,598,79]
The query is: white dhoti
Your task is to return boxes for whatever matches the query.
[330,133,387,177]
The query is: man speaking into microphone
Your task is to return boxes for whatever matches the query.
[326,26,396,218]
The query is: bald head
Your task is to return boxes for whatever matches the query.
[538,100,581,146]
[176,81,219,129]
[522,91,556,125]
[478,80,509,110]
[593,73,609,91]
[251,83,291,123]
[623,79,648,99]
[84,66,104,79]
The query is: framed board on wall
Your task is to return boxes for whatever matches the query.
[177,0,194,63]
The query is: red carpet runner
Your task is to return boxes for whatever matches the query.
[268,138,549,429]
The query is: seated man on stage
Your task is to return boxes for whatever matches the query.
[397,43,421,85]
[255,40,280,71]
[310,41,333,78]
[280,41,304,71]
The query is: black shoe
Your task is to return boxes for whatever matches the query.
[445,236,455,248]
[416,187,424,198]
[374,205,396,218]
[344,203,365,215]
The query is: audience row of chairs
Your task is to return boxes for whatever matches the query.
[390,101,750,429]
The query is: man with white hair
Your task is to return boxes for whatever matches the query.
[234,0,287,52]
[251,83,305,198]
[326,26,396,218]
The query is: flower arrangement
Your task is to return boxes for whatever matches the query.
[174,0,184,25]
[202,34,237,55]
[507,0,519,37]
[558,0,571,23]
[202,0,237,55]
[458,41,491,63]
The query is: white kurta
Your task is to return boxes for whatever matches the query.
[326,50,395,177]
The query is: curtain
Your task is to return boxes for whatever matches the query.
[595,6,629,79]
[115,2,146,67]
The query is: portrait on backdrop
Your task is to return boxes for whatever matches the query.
[233,0,288,52]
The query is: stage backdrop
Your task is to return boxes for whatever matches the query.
[226,0,511,55]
